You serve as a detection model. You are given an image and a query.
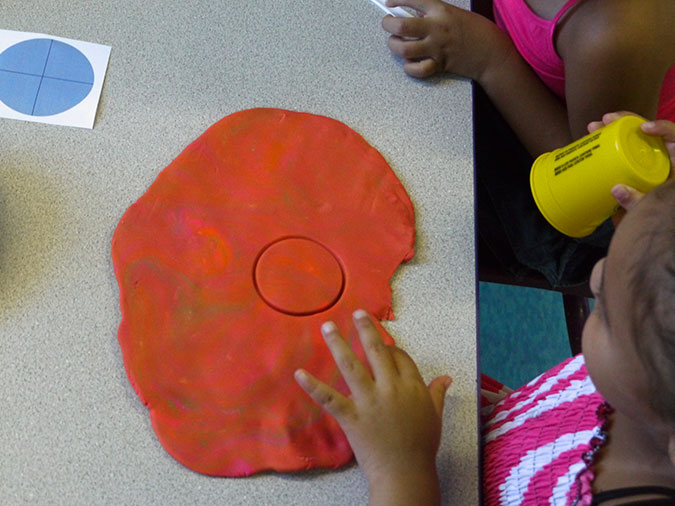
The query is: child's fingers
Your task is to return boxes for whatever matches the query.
[642,120,675,144]
[381,16,428,38]
[587,111,642,133]
[321,321,373,394]
[387,37,430,61]
[428,376,452,417]
[294,369,352,419]
[587,120,605,134]
[402,58,438,78]
[602,110,642,125]
[611,184,644,211]
[352,310,398,381]
[480,388,506,405]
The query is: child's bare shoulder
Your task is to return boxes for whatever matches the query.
[558,0,675,64]
[567,0,674,24]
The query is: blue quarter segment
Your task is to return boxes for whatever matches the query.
[0,38,52,75]
[0,38,95,116]
[33,78,92,116]
[0,70,42,114]
[44,40,94,83]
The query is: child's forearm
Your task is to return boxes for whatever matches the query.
[368,463,441,506]
[476,30,573,157]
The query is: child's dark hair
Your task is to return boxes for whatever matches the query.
[628,178,675,423]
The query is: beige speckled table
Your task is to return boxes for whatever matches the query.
[0,1,477,504]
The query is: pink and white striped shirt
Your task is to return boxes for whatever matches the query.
[482,355,609,506]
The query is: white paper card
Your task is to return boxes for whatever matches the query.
[0,29,111,129]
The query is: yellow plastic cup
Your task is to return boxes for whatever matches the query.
[530,115,670,238]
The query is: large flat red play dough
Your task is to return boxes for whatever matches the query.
[112,108,415,476]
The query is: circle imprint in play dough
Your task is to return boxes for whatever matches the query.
[254,237,344,315]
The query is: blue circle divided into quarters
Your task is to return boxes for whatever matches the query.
[0,38,94,116]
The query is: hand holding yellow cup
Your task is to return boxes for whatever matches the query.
[530,115,670,238]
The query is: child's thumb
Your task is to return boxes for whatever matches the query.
[428,376,452,417]
[612,184,644,211]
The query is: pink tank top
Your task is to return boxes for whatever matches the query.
[493,0,675,121]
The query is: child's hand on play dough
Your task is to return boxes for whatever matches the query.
[295,310,451,506]
[587,112,675,225]
[381,0,506,80]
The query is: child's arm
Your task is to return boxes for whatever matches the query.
[382,0,574,155]
[295,310,452,506]
[559,0,674,145]
[382,0,675,157]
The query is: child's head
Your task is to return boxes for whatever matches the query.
[582,178,675,430]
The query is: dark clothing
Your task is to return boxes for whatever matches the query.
[473,84,613,289]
